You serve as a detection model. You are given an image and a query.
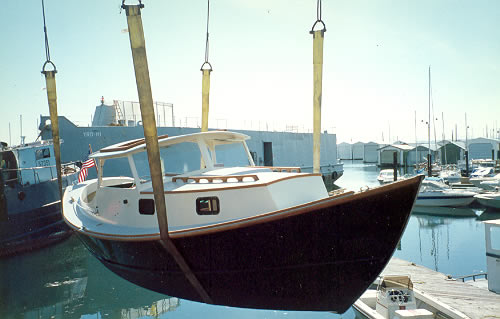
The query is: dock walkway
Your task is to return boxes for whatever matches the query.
[382,258,500,319]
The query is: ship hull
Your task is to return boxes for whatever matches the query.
[1,177,76,257]
[74,175,422,312]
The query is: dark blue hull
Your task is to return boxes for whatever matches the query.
[1,178,75,257]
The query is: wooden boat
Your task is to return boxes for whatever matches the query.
[353,276,469,319]
[62,131,423,312]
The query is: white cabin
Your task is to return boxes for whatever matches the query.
[1,140,58,186]
[70,131,330,236]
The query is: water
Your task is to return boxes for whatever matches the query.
[0,161,495,318]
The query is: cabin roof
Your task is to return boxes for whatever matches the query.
[91,131,250,159]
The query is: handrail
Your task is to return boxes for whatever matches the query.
[172,174,259,184]
[1,162,79,186]
[0,161,79,172]
[454,272,487,282]
[253,166,302,173]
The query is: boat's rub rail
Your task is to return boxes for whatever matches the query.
[100,134,169,153]
[253,166,302,173]
[141,173,322,194]
[172,174,259,184]
[69,175,423,241]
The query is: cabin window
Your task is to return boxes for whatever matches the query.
[35,148,51,160]
[196,197,220,215]
[214,143,250,167]
[139,199,155,215]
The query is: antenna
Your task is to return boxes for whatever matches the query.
[20,115,25,145]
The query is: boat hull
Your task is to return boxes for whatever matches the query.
[72,176,422,312]
[476,196,500,209]
[1,177,75,257]
[415,194,475,207]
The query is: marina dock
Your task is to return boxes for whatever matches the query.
[382,258,500,319]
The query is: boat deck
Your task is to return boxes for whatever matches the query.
[382,258,500,319]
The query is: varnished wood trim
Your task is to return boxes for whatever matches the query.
[100,134,169,153]
[68,175,423,242]
[172,174,259,184]
[141,173,322,195]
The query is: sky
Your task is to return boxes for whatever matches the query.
[1,0,499,145]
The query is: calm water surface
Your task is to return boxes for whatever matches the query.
[1,161,496,318]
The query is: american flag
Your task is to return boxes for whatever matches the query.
[78,147,96,183]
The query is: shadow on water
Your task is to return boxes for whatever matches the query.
[0,235,358,319]
[1,161,494,318]
[0,236,179,319]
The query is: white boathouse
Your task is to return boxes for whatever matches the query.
[467,137,500,160]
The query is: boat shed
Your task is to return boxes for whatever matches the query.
[363,142,379,163]
[438,141,465,164]
[467,137,500,160]
[378,144,414,167]
[337,142,353,160]
[407,145,433,167]
[352,142,364,160]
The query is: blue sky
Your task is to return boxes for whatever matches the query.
[1,0,499,145]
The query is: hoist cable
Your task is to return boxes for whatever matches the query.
[204,0,210,63]
[41,0,56,71]
[311,0,326,32]
[201,0,212,70]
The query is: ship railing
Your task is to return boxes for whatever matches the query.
[0,162,79,186]
[454,272,488,282]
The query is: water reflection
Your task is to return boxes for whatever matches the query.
[394,212,486,277]
[0,162,494,318]
[0,236,179,319]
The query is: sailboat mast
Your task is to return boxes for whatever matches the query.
[414,110,418,166]
[428,66,431,160]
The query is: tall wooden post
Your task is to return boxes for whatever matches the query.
[201,67,211,132]
[42,65,63,201]
[393,152,398,181]
[0,168,6,221]
[311,28,325,174]
[122,3,211,303]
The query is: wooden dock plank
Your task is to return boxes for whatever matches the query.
[382,258,500,319]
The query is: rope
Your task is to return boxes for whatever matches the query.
[311,0,326,32]
[200,0,212,70]
[41,0,56,71]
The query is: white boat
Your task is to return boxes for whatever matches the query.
[480,179,500,191]
[377,169,400,184]
[474,192,500,210]
[438,166,462,184]
[469,168,496,186]
[62,130,423,312]
[470,172,500,189]
[353,275,468,319]
[415,178,477,207]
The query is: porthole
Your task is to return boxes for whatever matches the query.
[196,197,220,215]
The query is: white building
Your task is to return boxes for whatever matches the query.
[337,142,353,160]
[352,142,364,160]
[467,137,500,160]
[363,142,379,163]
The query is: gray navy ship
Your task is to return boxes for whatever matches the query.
[39,99,343,184]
